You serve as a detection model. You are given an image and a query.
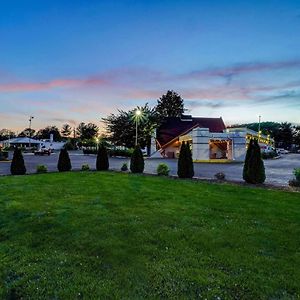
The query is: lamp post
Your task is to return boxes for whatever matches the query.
[28,116,34,148]
[135,109,142,146]
[258,115,262,142]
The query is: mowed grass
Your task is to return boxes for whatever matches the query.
[0,172,299,299]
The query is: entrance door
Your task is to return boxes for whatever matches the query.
[209,140,231,159]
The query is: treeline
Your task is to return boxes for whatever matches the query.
[0,122,99,141]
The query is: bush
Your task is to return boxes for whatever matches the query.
[36,165,47,173]
[83,148,97,155]
[64,141,77,150]
[10,148,26,175]
[96,143,109,171]
[109,148,133,157]
[81,164,90,171]
[293,168,300,182]
[243,139,266,184]
[243,139,253,182]
[157,163,170,176]
[0,150,9,161]
[289,179,300,187]
[130,145,144,173]
[57,148,72,172]
[121,163,128,172]
[83,148,134,157]
[177,141,194,178]
[214,172,225,180]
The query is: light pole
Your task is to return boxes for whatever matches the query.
[28,116,34,148]
[258,115,261,142]
[135,109,142,146]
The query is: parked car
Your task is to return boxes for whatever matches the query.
[276,148,289,155]
[34,148,51,156]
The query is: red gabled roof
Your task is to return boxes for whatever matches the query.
[156,116,226,147]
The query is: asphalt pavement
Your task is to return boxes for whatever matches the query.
[1,151,299,186]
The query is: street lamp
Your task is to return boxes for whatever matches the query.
[28,116,34,148]
[258,115,261,142]
[134,109,142,146]
[95,136,99,150]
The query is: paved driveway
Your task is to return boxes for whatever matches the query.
[1,151,299,186]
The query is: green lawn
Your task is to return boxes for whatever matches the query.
[0,172,299,299]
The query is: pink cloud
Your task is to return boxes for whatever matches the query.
[0,77,108,93]
[0,66,166,93]
[1,60,300,131]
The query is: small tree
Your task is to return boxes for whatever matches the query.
[130,145,144,173]
[57,148,72,172]
[177,141,194,178]
[96,143,109,171]
[244,139,266,184]
[243,139,254,182]
[10,148,26,175]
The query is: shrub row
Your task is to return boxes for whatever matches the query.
[10,145,110,175]
[0,150,9,161]
[83,148,133,157]
[9,141,277,187]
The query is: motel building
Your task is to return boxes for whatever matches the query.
[0,135,65,151]
[150,115,274,162]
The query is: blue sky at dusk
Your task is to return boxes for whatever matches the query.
[1,0,300,131]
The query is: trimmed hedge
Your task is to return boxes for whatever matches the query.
[10,148,26,175]
[96,144,109,171]
[130,145,144,173]
[57,148,72,172]
[0,150,9,161]
[243,139,266,184]
[83,148,133,157]
[177,141,194,178]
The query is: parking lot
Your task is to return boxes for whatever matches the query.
[0,151,299,186]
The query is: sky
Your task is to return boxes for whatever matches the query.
[0,0,300,132]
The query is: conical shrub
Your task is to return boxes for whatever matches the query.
[178,141,187,178]
[185,141,194,178]
[248,139,266,184]
[10,148,26,175]
[57,148,72,172]
[130,145,144,173]
[96,143,109,171]
[177,141,194,178]
[243,139,254,182]
[243,139,266,184]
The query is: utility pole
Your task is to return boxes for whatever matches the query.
[28,116,34,148]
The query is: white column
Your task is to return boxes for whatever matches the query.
[192,128,210,161]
